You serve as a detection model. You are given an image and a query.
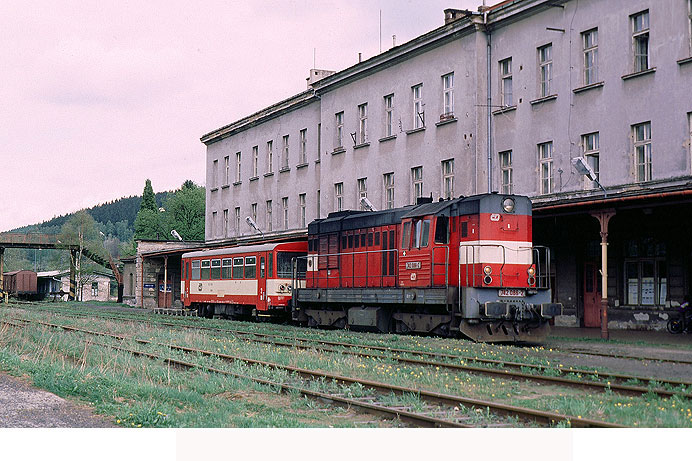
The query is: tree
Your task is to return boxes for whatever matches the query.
[58,211,107,301]
[164,180,205,241]
[134,179,166,240]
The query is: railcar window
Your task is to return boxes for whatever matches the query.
[402,221,411,249]
[245,256,257,278]
[434,216,449,244]
[211,259,221,279]
[201,260,211,280]
[268,254,273,277]
[260,257,265,278]
[233,257,244,279]
[277,252,307,278]
[421,220,430,247]
[222,259,232,279]
[191,260,200,280]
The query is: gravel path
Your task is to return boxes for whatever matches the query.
[0,372,115,428]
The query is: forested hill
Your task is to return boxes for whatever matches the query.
[12,191,171,236]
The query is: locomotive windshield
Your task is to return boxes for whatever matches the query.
[277,252,307,278]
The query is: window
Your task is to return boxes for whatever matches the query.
[317,123,321,161]
[442,73,454,117]
[252,146,258,177]
[201,260,211,280]
[211,211,217,237]
[689,113,692,174]
[266,200,272,232]
[689,0,692,55]
[499,150,513,194]
[235,152,241,183]
[266,140,273,174]
[582,29,599,85]
[245,256,256,279]
[631,10,650,72]
[282,135,289,169]
[233,257,244,279]
[538,141,554,194]
[624,237,667,306]
[212,159,218,188]
[538,44,552,97]
[334,182,343,211]
[91,282,98,297]
[441,159,454,199]
[222,258,231,279]
[191,261,200,280]
[223,208,229,237]
[383,173,394,209]
[277,252,305,278]
[299,129,307,164]
[211,259,221,279]
[633,122,652,182]
[224,155,230,185]
[358,103,368,144]
[299,193,306,227]
[384,94,394,137]
[582,132,600,189]
[251,202,257,223]
[499,58,513,107]
[316,189,321,218]
[411,166,423,203]
[412,84,424,129]
[335,112,344,148]
[402,219,430,249]
[234,207,240,235]
[357,178,367,210]
[282,197,289,230]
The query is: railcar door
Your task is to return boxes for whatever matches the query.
[583,262,601,327]
[257,253,268,311]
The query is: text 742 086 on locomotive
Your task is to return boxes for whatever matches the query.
[293,193,562,342]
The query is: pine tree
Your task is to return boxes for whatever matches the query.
[141,179,157,212]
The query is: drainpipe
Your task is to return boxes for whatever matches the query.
[486,29,492,193]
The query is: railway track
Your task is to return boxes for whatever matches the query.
[2,317,623,428]
[560,348,692,365]
[6,305,692,399]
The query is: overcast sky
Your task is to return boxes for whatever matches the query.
[0,0,480,232]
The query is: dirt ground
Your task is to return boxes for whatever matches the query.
[0,372,114,428]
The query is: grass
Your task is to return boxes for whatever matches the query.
[3,302,692,427]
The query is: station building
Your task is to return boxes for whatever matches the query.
[200,0,692,330]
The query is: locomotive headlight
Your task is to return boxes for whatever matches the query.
[483,265,492,275]
[527,266,536,276]
[502,197,515,213]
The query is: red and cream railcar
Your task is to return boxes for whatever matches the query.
[181,241,307,319]
[294,193,562,342]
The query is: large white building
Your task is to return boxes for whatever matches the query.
[201,0,692,330]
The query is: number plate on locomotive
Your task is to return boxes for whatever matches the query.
[498,288,525,297]
[405,261,421,270]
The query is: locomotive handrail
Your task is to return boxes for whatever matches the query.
[296,249,399,289]
[531,245,552,290]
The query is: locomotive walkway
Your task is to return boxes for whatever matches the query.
[0,232,122,301]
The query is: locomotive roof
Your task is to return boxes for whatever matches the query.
[182,242,299,259]
[307,193,532,234]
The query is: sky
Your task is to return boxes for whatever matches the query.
[0,0,480,232]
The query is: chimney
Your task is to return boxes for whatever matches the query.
[306,68,336,88]
[444,8,471,24]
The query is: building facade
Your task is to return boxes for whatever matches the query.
[201,0,692,329]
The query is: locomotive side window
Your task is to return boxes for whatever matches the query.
[222,259,232,279]
[191,261,200,280]
[233,257,244,279]
[368,232,373,247]
[402,221,411,249]
[413,219,430,248]
[245,256,256,278]
[434,216,449,244]
[461,221,468,238]
[342,235,347,249]
[354,233,360,248]
[374,231,380,246]
[211,259,221,279]
[201,260,211,280]
[348,234,353,249]
[361,234,366,247]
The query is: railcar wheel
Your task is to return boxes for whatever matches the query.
[667,318,684,334]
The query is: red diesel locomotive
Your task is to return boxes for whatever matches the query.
[293,193,562,342]
[181,241,307,319]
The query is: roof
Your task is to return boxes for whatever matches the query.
[183,242,288,259]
